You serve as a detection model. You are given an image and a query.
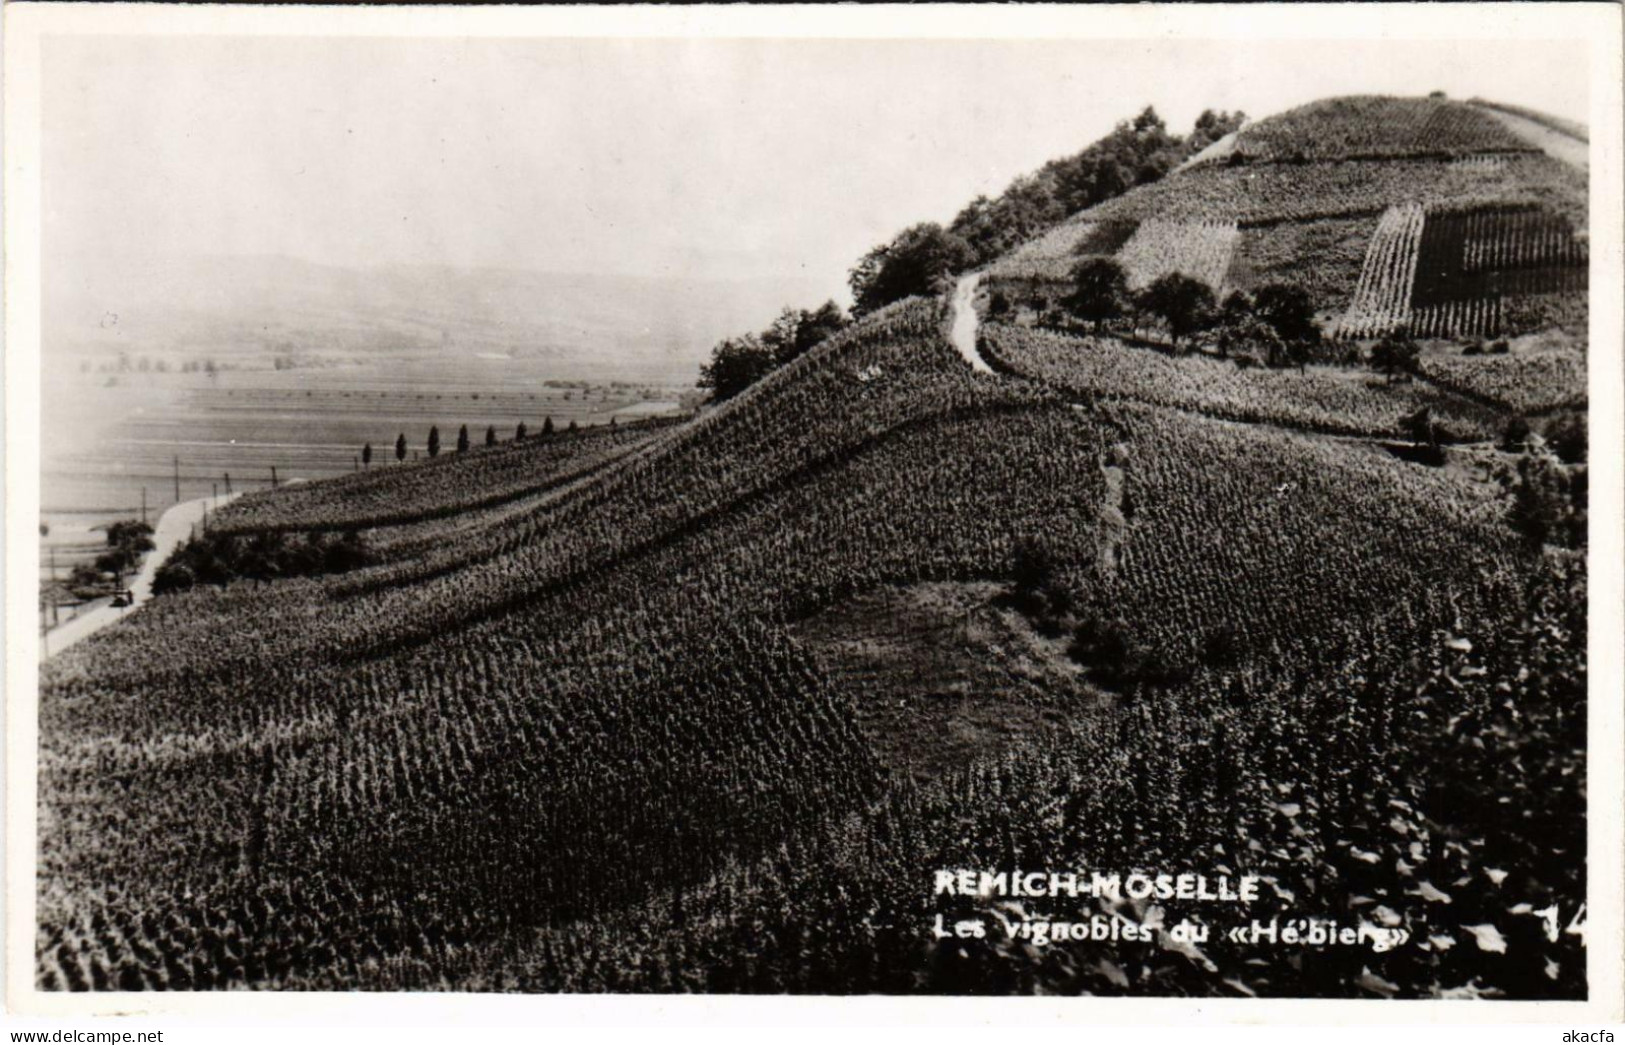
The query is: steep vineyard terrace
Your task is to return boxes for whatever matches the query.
[987,95,1587,340]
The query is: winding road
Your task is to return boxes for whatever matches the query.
[948,272,1135,583]
[44,491,241,659]
[950,272,994,374]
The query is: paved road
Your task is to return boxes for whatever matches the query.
[43,491,241,660]
[950,272,994,374]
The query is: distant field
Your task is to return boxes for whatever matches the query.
[39,356,689,582]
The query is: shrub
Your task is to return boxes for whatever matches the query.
[1369,329,1421,382]
[1500,416,1532,453]
[1062,257,1129,330]
[152,529,375,594]
[1251,282,1321,347]
[1544,414,1587,464]
[1135,272,1218,346]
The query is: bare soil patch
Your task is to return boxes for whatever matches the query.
[791,581,1108,781]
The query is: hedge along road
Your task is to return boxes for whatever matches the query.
[44,490,243,660]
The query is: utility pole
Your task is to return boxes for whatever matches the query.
[212,481,218,502]
[50,544,59,626]
[173,456,181,503]
[271,465,278,488]
[141,486,148,526]
[39,522,56,647]
[224,473,232,496]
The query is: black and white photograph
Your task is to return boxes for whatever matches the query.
[4,1,1622,1028]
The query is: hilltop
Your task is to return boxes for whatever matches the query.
[36,94,1588,999]
[989,95,1587,340]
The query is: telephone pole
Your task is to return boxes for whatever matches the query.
[173,455,180,503]
[271,465,278,488]
[39,522,55,651]
[141,486,148,526]
[224,472,232,496]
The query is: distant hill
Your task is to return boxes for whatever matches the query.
[43,253,833,382]
[989,95,1587,340]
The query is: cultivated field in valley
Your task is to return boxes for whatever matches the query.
[39,357,686,596]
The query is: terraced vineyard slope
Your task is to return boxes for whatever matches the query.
[990,94,1587,339]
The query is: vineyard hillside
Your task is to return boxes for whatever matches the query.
[37,91,1588,1000]
[990,94,1588,340]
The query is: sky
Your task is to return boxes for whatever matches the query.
[44,33,1590,303]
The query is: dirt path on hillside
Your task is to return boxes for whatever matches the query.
[1477,107,1588,171]
[44,491,242,660]
[1097,444,1130,580]
[950,273,994,374]
[950,280,1132,582]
